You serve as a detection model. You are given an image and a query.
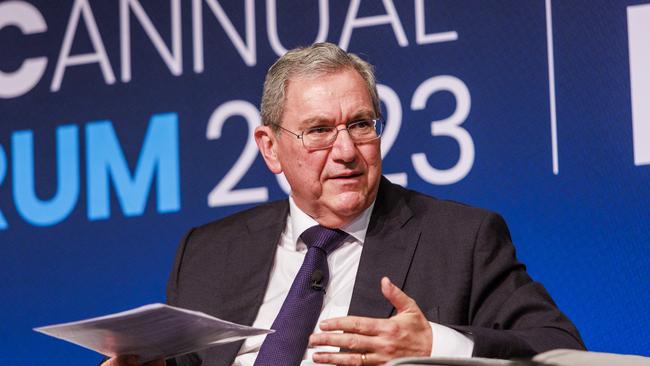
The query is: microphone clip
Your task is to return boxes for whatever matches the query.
[310,270,326,293]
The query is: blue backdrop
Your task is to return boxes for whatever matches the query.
[1,1,649,364]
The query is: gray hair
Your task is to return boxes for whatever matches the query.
[260,42,380,131]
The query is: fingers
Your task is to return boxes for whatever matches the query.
[311,277,432,363]
[313,351,385,366]
[311,316,413,360]
[380,277,417,314]
[319,316,383,335]
[309,331,378,350]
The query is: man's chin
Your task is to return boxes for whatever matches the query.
[328,192,369,217]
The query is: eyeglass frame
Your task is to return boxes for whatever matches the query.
[271,118,384,151]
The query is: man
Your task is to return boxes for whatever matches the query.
[104,43,584,366]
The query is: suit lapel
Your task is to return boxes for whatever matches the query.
[202,201,289,366]
[348,177,421,319]
[218,200,289,325]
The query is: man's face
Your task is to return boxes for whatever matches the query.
[267,68,382,226]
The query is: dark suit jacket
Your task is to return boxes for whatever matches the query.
[166,177,584,365]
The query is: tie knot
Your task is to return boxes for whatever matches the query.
[300,225,348,255]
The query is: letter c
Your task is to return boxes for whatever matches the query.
[0,1,48,99]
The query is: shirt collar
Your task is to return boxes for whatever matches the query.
[287,196,375,251]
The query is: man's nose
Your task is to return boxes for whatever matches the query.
[330,126,357,161]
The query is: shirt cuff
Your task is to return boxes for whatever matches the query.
[429,322,474,357]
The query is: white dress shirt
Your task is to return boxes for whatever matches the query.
[233,197,473,365]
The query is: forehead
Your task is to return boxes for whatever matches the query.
[281,68,374,127]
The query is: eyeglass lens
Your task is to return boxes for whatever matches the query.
[303,119,382,149]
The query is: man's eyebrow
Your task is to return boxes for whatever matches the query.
[299,116,331,128]
[298,110,376,127]
[349,110,376,121]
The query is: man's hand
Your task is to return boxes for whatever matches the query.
[101,355,165,366]
[309,277,433,365]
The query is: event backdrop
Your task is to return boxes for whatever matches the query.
[1,0,649,364]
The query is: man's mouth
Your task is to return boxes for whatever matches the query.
[330,172,363,179]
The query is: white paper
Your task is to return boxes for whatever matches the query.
[34,303,273,362]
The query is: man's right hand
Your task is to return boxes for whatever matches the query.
[101,356,165,366]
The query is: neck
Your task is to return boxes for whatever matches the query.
[290,197,373,230]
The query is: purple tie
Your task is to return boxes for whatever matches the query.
[253,225,348,366]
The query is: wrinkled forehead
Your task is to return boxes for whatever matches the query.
[281,69,375,125]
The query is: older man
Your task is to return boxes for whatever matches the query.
[104,43,584,366]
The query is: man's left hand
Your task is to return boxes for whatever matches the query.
[309,277,433,365]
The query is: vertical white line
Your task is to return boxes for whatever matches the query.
[628,4,650,166]
[546,0,559,175]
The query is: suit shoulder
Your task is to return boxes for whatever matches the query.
[391,183,497,223]
[190,199,288,237]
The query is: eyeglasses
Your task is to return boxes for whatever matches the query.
[273,119,383,150]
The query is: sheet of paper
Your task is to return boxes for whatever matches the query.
[34,303,273,362]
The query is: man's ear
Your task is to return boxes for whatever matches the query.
[255,125,282,174]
